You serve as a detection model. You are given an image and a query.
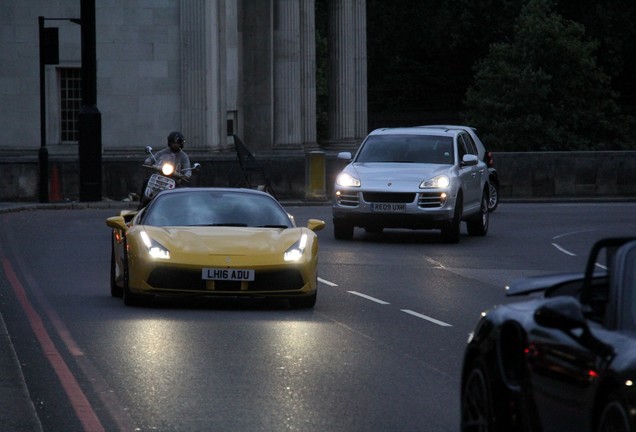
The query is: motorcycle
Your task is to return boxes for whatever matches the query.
[139,146,200,208]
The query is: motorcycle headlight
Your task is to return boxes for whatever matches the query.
[284,234,308,262]
[140,231,170,259]
[420,175,450,189]
[162,163,175,176]
[336,173,361,187]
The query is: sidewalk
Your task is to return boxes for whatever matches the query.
[0,314,42,432]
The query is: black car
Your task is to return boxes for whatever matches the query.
[461,237,636,432]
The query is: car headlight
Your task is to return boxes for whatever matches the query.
[140,231,170,259]
[420,175,450,188]
[336,173,361,187]
[284,233,308,262]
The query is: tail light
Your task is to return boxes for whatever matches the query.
[485,151,495,168]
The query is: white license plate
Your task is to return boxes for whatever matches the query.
[202,268,255,281]
[371,203,406,212]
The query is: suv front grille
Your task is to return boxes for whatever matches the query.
[363,192,415,203]
[336,190,360,206]
[418,192,445,208]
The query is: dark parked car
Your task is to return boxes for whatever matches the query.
[461,237,636,432]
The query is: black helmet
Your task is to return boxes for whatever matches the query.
[167,131,185,147]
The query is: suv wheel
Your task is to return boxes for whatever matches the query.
[488,182,499,212]
[467,191,489,236]
[441,193,462,243]
[334,220,354,240]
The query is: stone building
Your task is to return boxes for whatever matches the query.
[0,0,367,200]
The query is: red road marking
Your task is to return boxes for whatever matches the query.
[1,256,105,432]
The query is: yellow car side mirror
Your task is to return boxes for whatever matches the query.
[307,219,325,232]
[106,216,129,232]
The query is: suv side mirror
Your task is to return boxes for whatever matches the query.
[461,154,479,166]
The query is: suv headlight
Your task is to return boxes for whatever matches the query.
[420,175,450,189]
[336,173,361,187]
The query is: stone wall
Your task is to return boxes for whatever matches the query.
[493,151,636,199]
[2,151,636,202]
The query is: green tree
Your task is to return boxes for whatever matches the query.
[556,0,636,79]
[463,0,628,151]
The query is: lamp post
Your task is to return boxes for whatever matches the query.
[38,16,80,203]
[38,0,100,203]
[78,0,102,202]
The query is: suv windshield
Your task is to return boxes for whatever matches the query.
[355,135,454,164]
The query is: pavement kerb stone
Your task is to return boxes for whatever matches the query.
[0,314,43,432]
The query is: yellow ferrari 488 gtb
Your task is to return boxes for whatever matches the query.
[106,188,325,308]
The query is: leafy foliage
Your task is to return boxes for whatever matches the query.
[463,0,628,150]
[364,0,636,150]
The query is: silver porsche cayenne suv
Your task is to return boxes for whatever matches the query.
[332,126,490,243]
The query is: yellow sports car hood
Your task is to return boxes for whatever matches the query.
[134,225,315,266]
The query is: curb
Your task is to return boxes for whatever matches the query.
[0,314,43,432]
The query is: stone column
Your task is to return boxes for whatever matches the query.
[272,0,317,151]
[273,0,302,150]
[300,0,318,150]
[180,0,226,150]
[326,0,367,150]
[241,1,274,153]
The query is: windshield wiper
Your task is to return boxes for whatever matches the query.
[256,224,289,228]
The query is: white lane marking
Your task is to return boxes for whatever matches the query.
[552,229,597,256]
[318,277,338,287]
[347,291,390,305]
[552,229,595,240]
[401,309,453,327]
[425,257,447,269]
[552,242,577,256]
[327,281,452,327]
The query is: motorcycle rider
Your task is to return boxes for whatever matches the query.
[138,131,192,209]
[145,131,192,179]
